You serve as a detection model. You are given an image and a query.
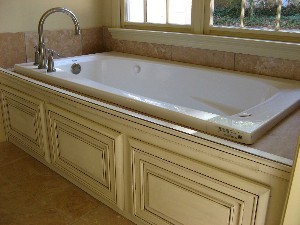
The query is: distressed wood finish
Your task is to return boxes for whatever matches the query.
[47,104,123,207]
[281,140,300,225]
[129,138,270,225]
[0,86,49,162]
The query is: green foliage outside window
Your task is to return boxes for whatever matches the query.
[213,0,300,30]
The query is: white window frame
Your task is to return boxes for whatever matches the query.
[120,0,203,33]
[110,0,300,61]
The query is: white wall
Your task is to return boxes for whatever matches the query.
[0,0,103,33]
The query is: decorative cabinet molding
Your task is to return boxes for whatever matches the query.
[129,138,270,225]
[46,104,124,208]
[0,86,49,161]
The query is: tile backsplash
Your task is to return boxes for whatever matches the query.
[0,32,26,69]
[25,30,82,63]
[0,26,299,81]
[0,27,103,69]
[171,46,235,71]
[234,53,300,80]
[81,28,104,55]
[103,27,300,81]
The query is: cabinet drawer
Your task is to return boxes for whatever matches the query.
[129,138,270,225]
[47,104,122,205]
[1,88,47,159]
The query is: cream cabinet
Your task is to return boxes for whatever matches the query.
[0,86,49,161]
[46,104,124,209]
[129,138,271,225]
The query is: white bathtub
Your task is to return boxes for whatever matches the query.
[14,52,300,144]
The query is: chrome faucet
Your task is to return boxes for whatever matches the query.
[37,7,81,69]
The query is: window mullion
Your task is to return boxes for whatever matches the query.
[166,0,170,25]
[193,0,204,34]
[240,0,246,28]
[208,0,214,27]
[144,0,147,23]
[276,0,283,31]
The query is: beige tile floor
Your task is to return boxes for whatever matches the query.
[0,142,135,225]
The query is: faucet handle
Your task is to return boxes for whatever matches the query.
[46,48,64,58]
[46,49,56,72]
[33,45,40,66]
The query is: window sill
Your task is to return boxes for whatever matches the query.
[109,28,300,61]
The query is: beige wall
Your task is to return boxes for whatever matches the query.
[101,0,113,27]
[0,0,103,33]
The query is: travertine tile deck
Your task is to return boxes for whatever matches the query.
[0,142,135,225]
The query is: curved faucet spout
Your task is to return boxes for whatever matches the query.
[38,7,81,69]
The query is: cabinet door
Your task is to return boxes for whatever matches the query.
[129,138,270,225]
[47,104,123,207]
[1,87,48,160]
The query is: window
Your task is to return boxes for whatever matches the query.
[121,0,300,42]
[122,0,201,32]
[209,0,300,42]
[213,0,300,32]
[125,0,192,25]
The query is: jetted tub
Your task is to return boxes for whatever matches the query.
[14,52,300,144]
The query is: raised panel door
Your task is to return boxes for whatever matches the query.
[129,138,270,225]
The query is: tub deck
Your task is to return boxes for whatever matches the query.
[11,52,300,163]
[251,107,300,161]
[0,66,299,163]
[14,53,300,145]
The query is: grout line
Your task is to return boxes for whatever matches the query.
[80,28,83,56]
[23,31,29,63]
[170,45,173,61]
[233,52,237,71]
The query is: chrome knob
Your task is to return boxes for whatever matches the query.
[71,63,81,74]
